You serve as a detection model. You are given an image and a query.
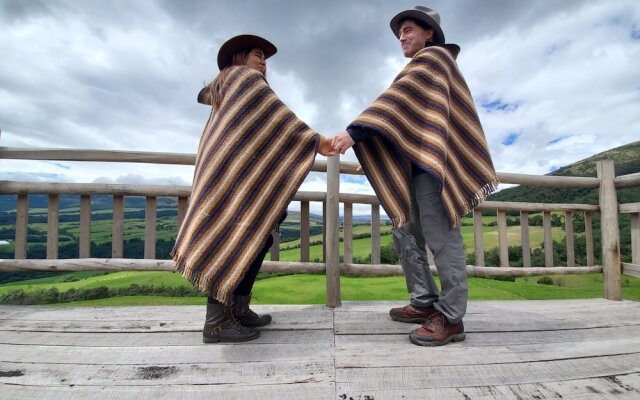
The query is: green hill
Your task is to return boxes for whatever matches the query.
[488,141,640,204]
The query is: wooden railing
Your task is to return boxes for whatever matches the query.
[1,147,639,306]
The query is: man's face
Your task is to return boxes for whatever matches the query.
[398,20,433,58]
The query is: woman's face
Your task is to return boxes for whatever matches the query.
[245,48,266,75]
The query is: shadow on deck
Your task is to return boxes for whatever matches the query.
[1,299,640,399]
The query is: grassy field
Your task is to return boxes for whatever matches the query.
[2,271,638,306]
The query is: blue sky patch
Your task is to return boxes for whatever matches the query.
[502,132,521,146]
[480,97,520,113]
[632,24,640,40]
[547,135,571,146]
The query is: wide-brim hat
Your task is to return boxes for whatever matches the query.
[390,5,445,45]
[216,34,277,70]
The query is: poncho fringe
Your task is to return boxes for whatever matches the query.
[348,46,498,228]
[173,66,319,304]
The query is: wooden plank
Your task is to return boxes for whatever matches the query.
[631,212,639,265]
[0,382,336,400]
[543,211,553,267]
[473,209,484,266]
[343,202,353,264]
[79,195,91,258]
[14,193,28,259]
[0,342,334,365]
[520,211,531,268]
[144,196,157,259]
[598,160,622,300]
[585,211,595,266]
[623,263,640,278]
[0,329,334,347]
[565,210,575,267]
[495,172,599,188]
[46,194,59,260]
[111,195,124,258]
[300,200,310,262]
[371,204,380,264]
[177,196,188,229]
[337,373,640,400]
[325,155,340,307]
[497,210,509,267]
[335,335,640,368]
[270,230,280,261]
[479,200,599,212]
[335,353,640,390]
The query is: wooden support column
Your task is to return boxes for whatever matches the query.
[585,211,594,266]
[79,195,91,258]
[270,230,280,261]
[47,194,59,260]
[343,202,353,264]
[597,160,621,300]
[565,211,575,267]
[371,204,380,264]
[112,196,124,258]
[177,196,188,229]
[14,194,28,259]
[144,196,157,259]
[325,155,341,307]
[473,209,484,266]
[520,211,531,268]
[543,211,553,267]
[497,210,509,267]
[631,212,639,266]
[300,201,310,262]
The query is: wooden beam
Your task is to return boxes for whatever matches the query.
[631,213,639,265]
[79,195,91,258]
[598,160,622,300]
[300,201,310,262]
[46,194,59,260]
[565,211,575,268]
[144,197,157,259]
[112,196,124,258]
[543,211,553,268]
[371,204,380,264]
[585,211,594,266]
[497,210,509,267]
[520,211,531,268]
[14,194,28,259]
[325,155,341,307]
[343,202,353,264]
[473,209,484,266]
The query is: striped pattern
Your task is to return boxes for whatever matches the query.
[349,46,498,228]
[173,66,319,303]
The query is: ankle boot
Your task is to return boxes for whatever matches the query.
[203,302,259,343]
[231,294,272,327]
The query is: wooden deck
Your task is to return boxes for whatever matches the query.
[1,299,639,399]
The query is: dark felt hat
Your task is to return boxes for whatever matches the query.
[390,5,445,44]
[216,34,277,70]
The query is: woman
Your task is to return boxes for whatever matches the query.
[173,34,335,343]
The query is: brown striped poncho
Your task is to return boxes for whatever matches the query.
[173,66,319,303]
[348,45,498,228]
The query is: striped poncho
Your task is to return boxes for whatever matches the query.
[173,66,319,303]
[348,45,498,228]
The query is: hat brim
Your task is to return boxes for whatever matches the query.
[390,10,445,44]
[216,34,277,70]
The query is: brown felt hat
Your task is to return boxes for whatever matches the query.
[390,5,445,45]
[216,34,277,70]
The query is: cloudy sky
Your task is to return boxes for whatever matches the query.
[1,0,639,214]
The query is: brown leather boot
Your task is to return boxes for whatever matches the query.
[409,311,465,346]
[389,303,437,323]
[203,302,260,343]
[232,294,272,327]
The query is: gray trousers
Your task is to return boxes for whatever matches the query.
[392,172,468,323]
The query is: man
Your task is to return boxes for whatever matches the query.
[332,6,498,346]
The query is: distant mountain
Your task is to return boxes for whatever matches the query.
[488,141,640,205]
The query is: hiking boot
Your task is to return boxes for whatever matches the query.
[203,302,260,343]
[409,311,465,346]
[232,294,272,327]
[389,303,437,323]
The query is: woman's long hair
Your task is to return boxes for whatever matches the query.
[206,49,266,110]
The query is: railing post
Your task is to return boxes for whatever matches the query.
[520,211,531,268]
[112,196,124,258]
[473,209,484,266]
[300,201,310,262]
[597,160,621,300]
[543,211,553,267]
[497,210,509,267]
[14,194,28,259]
[585,211,594,266]
[565,211,575,267]
[47,194,59,260]
[343,202,353,264]
[631,212,639,265]
[144,196,157,259]
[325,155,341,307]
[79,195,92,258]
[371,204,380,264]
